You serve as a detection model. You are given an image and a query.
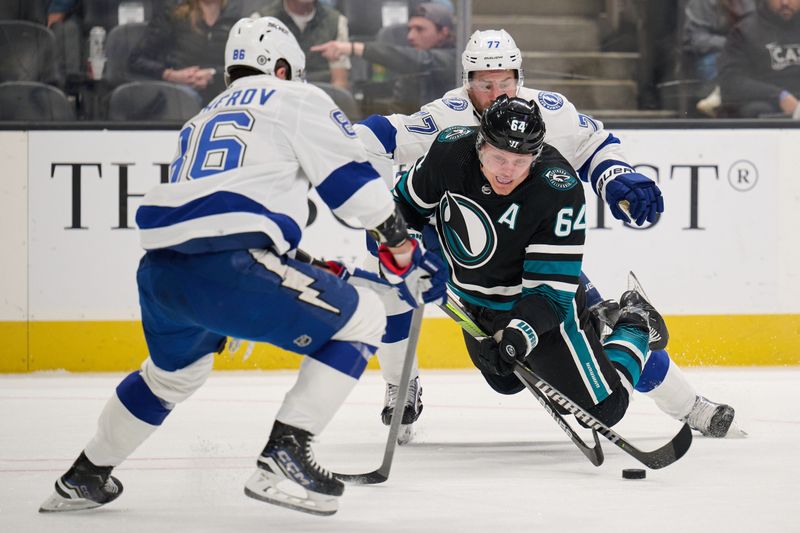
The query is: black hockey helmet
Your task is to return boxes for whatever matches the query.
[477,95,545,156]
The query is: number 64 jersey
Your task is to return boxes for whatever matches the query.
[135,75,394,255]
[394,127,586,338]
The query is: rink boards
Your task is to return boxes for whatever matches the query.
[1,128,798,372]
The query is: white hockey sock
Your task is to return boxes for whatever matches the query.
[377,336,420,386]
[277,357,360,435]
[642,360,698,420]
[84,394,159,467]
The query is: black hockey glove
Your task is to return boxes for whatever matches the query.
[475,337,516,377]
[498,319,538,372]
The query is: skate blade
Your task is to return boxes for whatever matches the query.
[39,491,103,513]
[397,424,415,445]
[244,469,338,516]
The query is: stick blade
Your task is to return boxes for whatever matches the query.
[333,470,388,485]
[630,423,693,470]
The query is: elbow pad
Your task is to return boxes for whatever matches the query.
[368,207,409,247]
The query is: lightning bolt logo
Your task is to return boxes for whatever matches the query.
[252,252,341,314]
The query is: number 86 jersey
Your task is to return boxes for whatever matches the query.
[135,75,394,255]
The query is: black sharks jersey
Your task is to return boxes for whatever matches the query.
[394,126,586,339]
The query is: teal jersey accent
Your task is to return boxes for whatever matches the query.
[450,285,515,311]
[523,260,582,278]
[604,325,650,388]
[394,170,433,217]
[522,284,575,322]
[562,302,611,402]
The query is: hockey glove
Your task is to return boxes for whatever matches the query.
[499,319,538,361]
[378,239,447,307]
[475,319,538,377]
[475,337,515,376]
[324,260,396,298]
[604,172,664,226]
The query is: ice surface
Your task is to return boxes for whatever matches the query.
[1,368,798,532]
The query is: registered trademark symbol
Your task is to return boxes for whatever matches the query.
[728,160,757,192]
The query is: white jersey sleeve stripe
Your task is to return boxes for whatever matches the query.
[356,114,398,156]
[316,160,382,209]
[525,244,584,255]
[330,177,395,230]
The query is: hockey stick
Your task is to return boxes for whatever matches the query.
[442,294,692,470]
[333,305,425,484]
[439,296,604,467]
[292,248,423,484]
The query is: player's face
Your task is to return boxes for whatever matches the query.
[468,70,518,114]
[478,142,535,196]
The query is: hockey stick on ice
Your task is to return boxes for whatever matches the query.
[293,248,422,484]
[333,305,424,484]
[439,295,604,467]
[442,294,692,470]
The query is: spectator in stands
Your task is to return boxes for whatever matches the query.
[311,2,456,113]
[255,0,350,88]
[46,0,78,28]
[719,0,800,117]
[683,0,755,115]
[128,0,242,103]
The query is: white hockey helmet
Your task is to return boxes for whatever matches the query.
[461,29,523,87]
[224,17,306,84]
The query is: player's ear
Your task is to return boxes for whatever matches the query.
[274,59,291,81]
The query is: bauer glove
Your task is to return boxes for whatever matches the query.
[604,172,664,225]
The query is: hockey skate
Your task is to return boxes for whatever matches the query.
[39,452,123,513]
[619,272,669,350]
[380,376,422,445]
[244,421,343,516]
[683,395,736,438]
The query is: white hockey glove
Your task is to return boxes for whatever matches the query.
[377,239,447,307]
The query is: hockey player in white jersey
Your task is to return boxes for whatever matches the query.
[39,17,446,517]
[354,29,736,441]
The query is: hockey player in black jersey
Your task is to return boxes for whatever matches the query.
[393,95,673,426]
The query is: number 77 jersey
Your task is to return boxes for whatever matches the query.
[393,128,586,327]
[135,75,394,255]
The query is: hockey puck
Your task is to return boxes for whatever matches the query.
[622,468,646,479]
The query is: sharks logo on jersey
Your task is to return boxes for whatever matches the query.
[543,167,578,190]
[438,192,497,269]
[437,126,474,143]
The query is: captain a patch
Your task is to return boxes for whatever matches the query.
[543,167,578,190]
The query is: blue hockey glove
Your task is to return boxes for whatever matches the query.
[324,260,396,298]
[604,172,664,225]
[378,239,447,307]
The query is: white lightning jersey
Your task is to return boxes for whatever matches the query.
[136,75,394,255]
[354,85,634,196]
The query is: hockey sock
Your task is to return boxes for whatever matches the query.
[604,324,650,394]
[278,340,375,435]
[638,351,697,420]
[84,372,168,466]
[377,310,420,386]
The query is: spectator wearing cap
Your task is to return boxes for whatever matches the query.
[312,2,456,113]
